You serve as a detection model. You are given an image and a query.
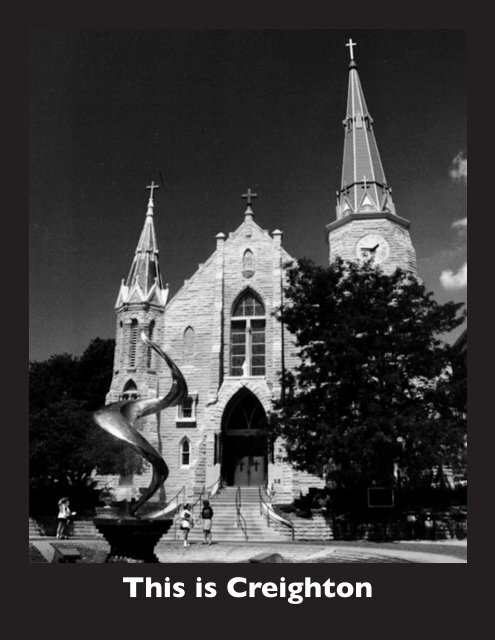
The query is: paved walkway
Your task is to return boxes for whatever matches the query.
[30,537,467,563]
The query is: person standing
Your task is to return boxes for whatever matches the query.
[179,503,193,547]
[201,499,214,545]
[56,498,71,539]
[424,513,435,540]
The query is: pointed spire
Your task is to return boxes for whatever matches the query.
[116,183,168,308]
[337,39,396,219]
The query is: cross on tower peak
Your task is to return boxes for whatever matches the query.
[346,38,357,61]
[241,187,258,206]
[146,180,159,207]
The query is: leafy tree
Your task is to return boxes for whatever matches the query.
[29,353,79,412]
[29,338,141,511]
[76,337,116,411]
[273,257,466,493]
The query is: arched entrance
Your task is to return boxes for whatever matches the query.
[221,388,268,486]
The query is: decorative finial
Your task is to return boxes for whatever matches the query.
[146,180,159,209]
[346,38,356,61]
[241,187,258,206]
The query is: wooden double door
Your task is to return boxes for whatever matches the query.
[233,454,266,486]
[221,388,268,487]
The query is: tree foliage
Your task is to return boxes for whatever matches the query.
[273,257,466,491]
[29,338,139,503]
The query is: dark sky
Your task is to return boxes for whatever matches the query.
[29,29,467,362]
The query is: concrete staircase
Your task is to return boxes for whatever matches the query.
[164,487,291,543]
[70,520,104,539]
[273,512,333,541]
[29,518,43,537]
[29,517,104,539]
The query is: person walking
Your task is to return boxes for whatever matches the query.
[179,503,193,547]
[201,499,214,545]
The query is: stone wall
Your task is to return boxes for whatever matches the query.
[328,214,417,274]
[154,213,324,501]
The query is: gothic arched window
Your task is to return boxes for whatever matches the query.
[180,438,191,467]
[129,319,138,368]
[242,249,255,278]
[230,290,266,377]
[183,326,195,364]
[121,379,139,402]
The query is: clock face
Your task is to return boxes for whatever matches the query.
[356,234,390,264]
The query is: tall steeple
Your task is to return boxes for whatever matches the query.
[108,181,169,404]
[106,183,169,496]
[337,39,395,218]
[116,182,169,309]
[327,39,417,275]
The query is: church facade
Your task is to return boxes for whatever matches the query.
[105,43,417,505]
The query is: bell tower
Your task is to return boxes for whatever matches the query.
[107,181,169,405]
[326,39,417,275]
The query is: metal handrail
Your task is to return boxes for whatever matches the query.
[259,485,295,541]
[190,474,223,520]
[201,475,223,503]
[206,475,222,499]
[235,486,248,540]
[148,485,186,541]
[148,485,185,518]
[148,476,223,538]
[191,488,205,513]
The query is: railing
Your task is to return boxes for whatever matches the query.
[190,475,223,520]
[259,485,295,541]
[148,475,223,540]
[206,475,222,499]
[148,485,186,540]
[235,486,248,540]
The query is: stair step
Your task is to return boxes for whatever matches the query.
[161,486,290,543]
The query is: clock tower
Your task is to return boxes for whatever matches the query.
[326,40,417,275]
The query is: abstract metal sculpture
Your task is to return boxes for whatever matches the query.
[93,332,188,516]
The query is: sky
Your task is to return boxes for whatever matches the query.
[29,29,467,362]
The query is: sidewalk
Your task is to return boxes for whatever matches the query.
[29,537,467,563]
[155,539,466,563]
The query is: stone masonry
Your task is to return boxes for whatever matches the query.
[327,213,417,274]
[155,206,324,503]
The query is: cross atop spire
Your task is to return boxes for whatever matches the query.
[146,180,159,209]
[242,188,258,206]
[346,38,356,61]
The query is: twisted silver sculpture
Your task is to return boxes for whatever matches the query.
[93,332,188,516]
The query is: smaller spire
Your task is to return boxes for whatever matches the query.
[146,180,159,215]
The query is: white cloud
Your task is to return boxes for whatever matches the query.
[439,155,467,291]
[440,262,467,290]
[452,217,467,230]
[449,152,467,182]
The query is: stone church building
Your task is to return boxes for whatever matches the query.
[105,44,417,506]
